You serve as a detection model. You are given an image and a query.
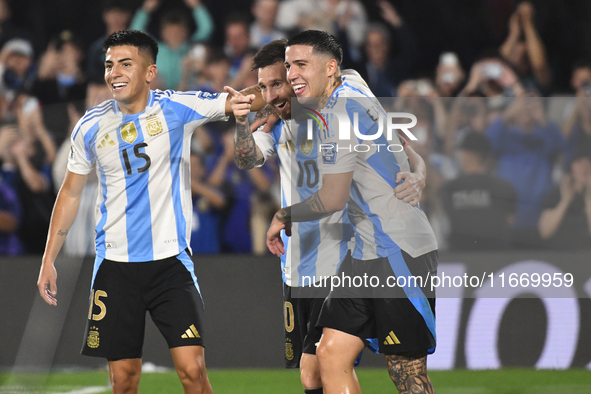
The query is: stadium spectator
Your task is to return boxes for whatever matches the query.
[562,61,591,166]
[190,151,227,254]
[460,53,525,99]
[275,0,314,36]
[359,12,420,99]
[486,96,564,248]
[193,49,231,94]
[499,1,552,94]
[359,1,420,96]
[538,145,591,250]
[444,96,488,155]
[30,30,87,145]
[177,43,209,92]
[7,103,56,254]
[0,0,36,54]
[0,124,22,255]
[86,0,132,85]
[441,132,516,250]
[249,0,286,50]
[435,52,465,98]
[276,0,367,62]
[396,80,453,181]
[0,38,36,106]
[224,14,257,90]
[208,129,271,254]
[130,0,214,89]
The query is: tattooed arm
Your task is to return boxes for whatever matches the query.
[234,117,265,170]
[37,170,88,306]
[224,86,267,169]
[267,172,353,257]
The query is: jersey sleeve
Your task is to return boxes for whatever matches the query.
[67,120,95,175]
[252,127,276,166]
[167,90,229,125]
[319,99,371,175]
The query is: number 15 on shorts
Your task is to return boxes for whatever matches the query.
[88,290,107,321]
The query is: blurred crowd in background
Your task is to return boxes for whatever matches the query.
[0,0,589,256]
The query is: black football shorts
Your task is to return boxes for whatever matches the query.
[81,250,205,360]
[283,282,330,368]
[317,249,437,355]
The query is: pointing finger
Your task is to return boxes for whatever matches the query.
[224,85,241,97]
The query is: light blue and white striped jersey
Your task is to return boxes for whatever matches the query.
[68,90,228,262]
[253,119,352,287]
[317,82,438,260]
[251,70,391,286]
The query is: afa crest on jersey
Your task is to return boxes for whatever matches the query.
[299,136,313,155]
[120,121,137,143]
[145,115,163,136]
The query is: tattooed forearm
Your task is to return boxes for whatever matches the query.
[386,354,434,394]
[275,206,291,223]
[234,118,263,170]
[57,229,69,236]
[288,191,333,222]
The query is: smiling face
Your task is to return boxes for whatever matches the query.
[104,45,156,114]
[258,61,294,120]
[285,44,336,106]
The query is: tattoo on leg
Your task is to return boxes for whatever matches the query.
[386,355,434,394]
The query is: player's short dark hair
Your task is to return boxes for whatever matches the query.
[286,30,343,66]
[251,39,287,71]
[102,29,158,64]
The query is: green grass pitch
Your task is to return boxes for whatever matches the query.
[1,368,590,393]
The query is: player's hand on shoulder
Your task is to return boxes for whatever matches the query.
[251,104,280,133]
[224,86,254,123]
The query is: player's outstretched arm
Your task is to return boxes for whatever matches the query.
[393,145,426,206]
[223,86,265,169]
[37,170,88,306]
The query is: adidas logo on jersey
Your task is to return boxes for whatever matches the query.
[383,330,401,345]
[181,324,200,339]
[97,135,116,149]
